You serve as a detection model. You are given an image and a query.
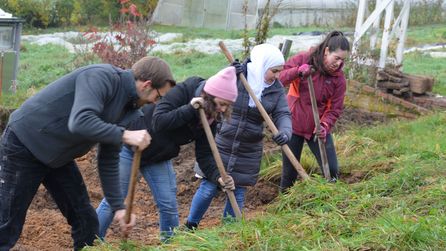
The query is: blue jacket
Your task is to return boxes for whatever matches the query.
[8,64,140,211]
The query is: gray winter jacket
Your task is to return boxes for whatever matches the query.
[215,77,292,186]
[8,64,140,211]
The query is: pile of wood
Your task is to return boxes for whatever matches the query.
[376,67,434,97]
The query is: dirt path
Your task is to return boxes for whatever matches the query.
[13,143,279,250]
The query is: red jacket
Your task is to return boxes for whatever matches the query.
[279,51,346,140]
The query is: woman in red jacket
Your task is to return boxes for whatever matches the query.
[279,31,350,189]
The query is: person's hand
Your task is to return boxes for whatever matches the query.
[272,132,289,145]
[113,209,136,237]
[122,130,151,150]
[218,175,235,191]
[297,64,312,78]
[190,97,204,109]
[231,59,245,76]
[315,123,328,143]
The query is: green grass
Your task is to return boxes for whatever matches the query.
[152,50,229,82]
[403,52,446,95]
[1,42,75,108]
[406,24,446,47]
[85,113,446,251]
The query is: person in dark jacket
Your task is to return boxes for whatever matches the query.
[0,56,174,250]
[185,43,292,229]
[95,102,182,242]
[279,31,350,190]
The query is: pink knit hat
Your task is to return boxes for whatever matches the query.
[204,66,238,102]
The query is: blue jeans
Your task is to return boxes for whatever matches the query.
[280,133,339,190]
[187,179,246,225]
[96,146,178,242]
[0,126,98,251]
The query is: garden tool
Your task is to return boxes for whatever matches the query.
[123,148,142,238]
[306,73,331,180]
[192,102,243,219]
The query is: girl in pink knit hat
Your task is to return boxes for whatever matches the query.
[185,43,292,229]
[152,65,239,198]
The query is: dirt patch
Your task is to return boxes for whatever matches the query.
[14,143,279,250]
[334,107,391,133]
[13,107,394,250]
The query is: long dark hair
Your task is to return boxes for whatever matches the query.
[309,31,350,76]
[202,92,232,122]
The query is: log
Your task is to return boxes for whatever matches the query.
[383,67,404,78]
[392,87,410,96]
[377,70,402,82]
[349,80,430,115]
[377,80,409,90]
[403,74,434,94]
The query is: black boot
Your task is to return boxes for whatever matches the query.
[184,221,198,231]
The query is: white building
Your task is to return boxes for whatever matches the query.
[153,0,446,29]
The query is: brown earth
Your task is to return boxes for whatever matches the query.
[12,107,393,250]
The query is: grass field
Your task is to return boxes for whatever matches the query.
[85,113,446,250]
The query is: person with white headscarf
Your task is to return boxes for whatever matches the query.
[185,44,292,229]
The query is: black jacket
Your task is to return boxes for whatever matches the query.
[128,104,183,165]
[152,76,221,183]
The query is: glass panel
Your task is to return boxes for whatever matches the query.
[0,26,13,50]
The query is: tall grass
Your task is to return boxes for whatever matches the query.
[168,114,446,250]
[86,113,446,251]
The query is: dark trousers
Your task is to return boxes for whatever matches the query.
[280,133,339,191]
[0,127,98,251]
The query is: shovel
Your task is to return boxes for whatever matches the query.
[218,41,309,180]
[193,104,243,219]
[122,148,142,238]
[306,73,331,180]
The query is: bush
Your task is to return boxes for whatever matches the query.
[4,0,158,28]
[82,0,156,69]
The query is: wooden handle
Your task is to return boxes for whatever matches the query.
[306,75,331,180]
[198,108,242,218]
[124,149,142,224]
[218,41,309,180]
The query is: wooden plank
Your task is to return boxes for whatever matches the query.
[377,80,409,90]
[377,70,403,82]
[379,0,395,68]
[403,74,434,94]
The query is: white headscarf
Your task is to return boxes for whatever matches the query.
[246,43,285,107]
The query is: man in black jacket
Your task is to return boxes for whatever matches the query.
[0,56,174,250]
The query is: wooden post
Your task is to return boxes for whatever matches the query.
[280,39,292,59]
[396,1,410,67]
[370,0,382,50]
[378,0,394,68]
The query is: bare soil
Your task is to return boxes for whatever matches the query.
[12,107,393,250]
